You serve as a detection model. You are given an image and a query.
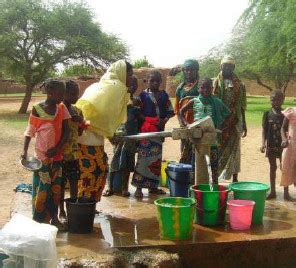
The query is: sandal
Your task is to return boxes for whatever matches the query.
[134,189,143,198]
[103,189,114,197]
[149,188,166,195]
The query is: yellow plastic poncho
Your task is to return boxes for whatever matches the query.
[76,60,130,137]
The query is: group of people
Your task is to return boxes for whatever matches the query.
[21,56,296,230]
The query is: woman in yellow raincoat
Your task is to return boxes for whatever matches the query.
[76,60,133,202]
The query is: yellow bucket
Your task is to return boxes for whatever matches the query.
[160,160,170,187]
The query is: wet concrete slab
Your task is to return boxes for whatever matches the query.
[55,186,296,256]
[10,187,296,266]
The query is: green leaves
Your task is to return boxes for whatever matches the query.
[0,0,129,112]
[228,0,296,91]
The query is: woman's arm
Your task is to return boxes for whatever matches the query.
[241,108,247,138]
[21,136,31,159]
[179,100,194,127]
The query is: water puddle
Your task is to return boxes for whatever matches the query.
[93,213,161,247]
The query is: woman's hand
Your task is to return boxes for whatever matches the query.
[20,151,28,160]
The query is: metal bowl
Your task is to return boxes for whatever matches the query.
[20,156,42,171]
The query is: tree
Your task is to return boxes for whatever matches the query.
[0,0,129,113]
[226,0,296,93]
[133,56,153,68]
[60,64,102,78]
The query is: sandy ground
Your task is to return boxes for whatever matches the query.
[0,99,293,228]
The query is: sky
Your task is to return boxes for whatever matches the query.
[86,0,249,68]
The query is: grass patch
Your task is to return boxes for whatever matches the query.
[0,92,43,97]
[171,96,295,127]
[246,96,295,126]
[0,112,29,129]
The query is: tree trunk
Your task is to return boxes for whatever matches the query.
[18,84,34,114]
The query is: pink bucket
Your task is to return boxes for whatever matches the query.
[227,199,255,230]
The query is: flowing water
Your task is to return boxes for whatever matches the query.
[204,154,213,191]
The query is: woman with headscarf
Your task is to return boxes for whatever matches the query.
[75,60,133,202]
[213,56,247,182]
[174,59,200,163]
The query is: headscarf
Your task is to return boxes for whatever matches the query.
[183,59,199,70]
[221,55,235,66]
[76,60,130,137]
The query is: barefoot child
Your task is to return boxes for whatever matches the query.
[280,106,296,201]
[180,78,230,184]
[132,70,174,198]
[59,80,85,221]
[21,79,70,229]
[104,76,142,197]
[260,90,288,200]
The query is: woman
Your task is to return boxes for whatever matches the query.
[174,59,200,164]
[132,70,174,198]
[213,56,247,182]
[76,60,133,202]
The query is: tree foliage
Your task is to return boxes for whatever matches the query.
[60,64,102,78]
[133,57,153,68]
[0,0,129,113]
[226,0,296,92]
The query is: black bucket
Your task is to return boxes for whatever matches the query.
[65,198,96,234]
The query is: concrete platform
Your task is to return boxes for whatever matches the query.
[10,187,296,267]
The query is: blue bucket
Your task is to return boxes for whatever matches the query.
[166,163,192,197]
[107,171,123,193]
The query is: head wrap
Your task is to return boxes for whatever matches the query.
[75,59,130,137]
[183,59,199,70]
[221,55,235,66]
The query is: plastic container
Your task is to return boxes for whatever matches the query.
[191,184,229,226]
[160,160,170,187]
[166,163,192,197]
[227,199,255,230]
[154,197,196,240]
[230,182,269,224]
[65,198,96,233]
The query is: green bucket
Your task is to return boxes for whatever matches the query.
[191,184,229,226]
[154,197,196,240]
[230,182,270,224]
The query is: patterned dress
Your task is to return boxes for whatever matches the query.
[175,82,199,164]
[213,73,247,180]
[132,89,174,189]
[24,103,71,223]
[62,106,82,183]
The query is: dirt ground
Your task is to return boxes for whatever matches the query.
[0,99,292,228]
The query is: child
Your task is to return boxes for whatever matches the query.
[260,90,291,200]
[280,105,296,201]
[132,70,174,198]
[104,76,142,197]
[21,79,70,230]
[180,78,230,184]
[59,80,85,221]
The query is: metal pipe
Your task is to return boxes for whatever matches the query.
[119,131,172,140]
